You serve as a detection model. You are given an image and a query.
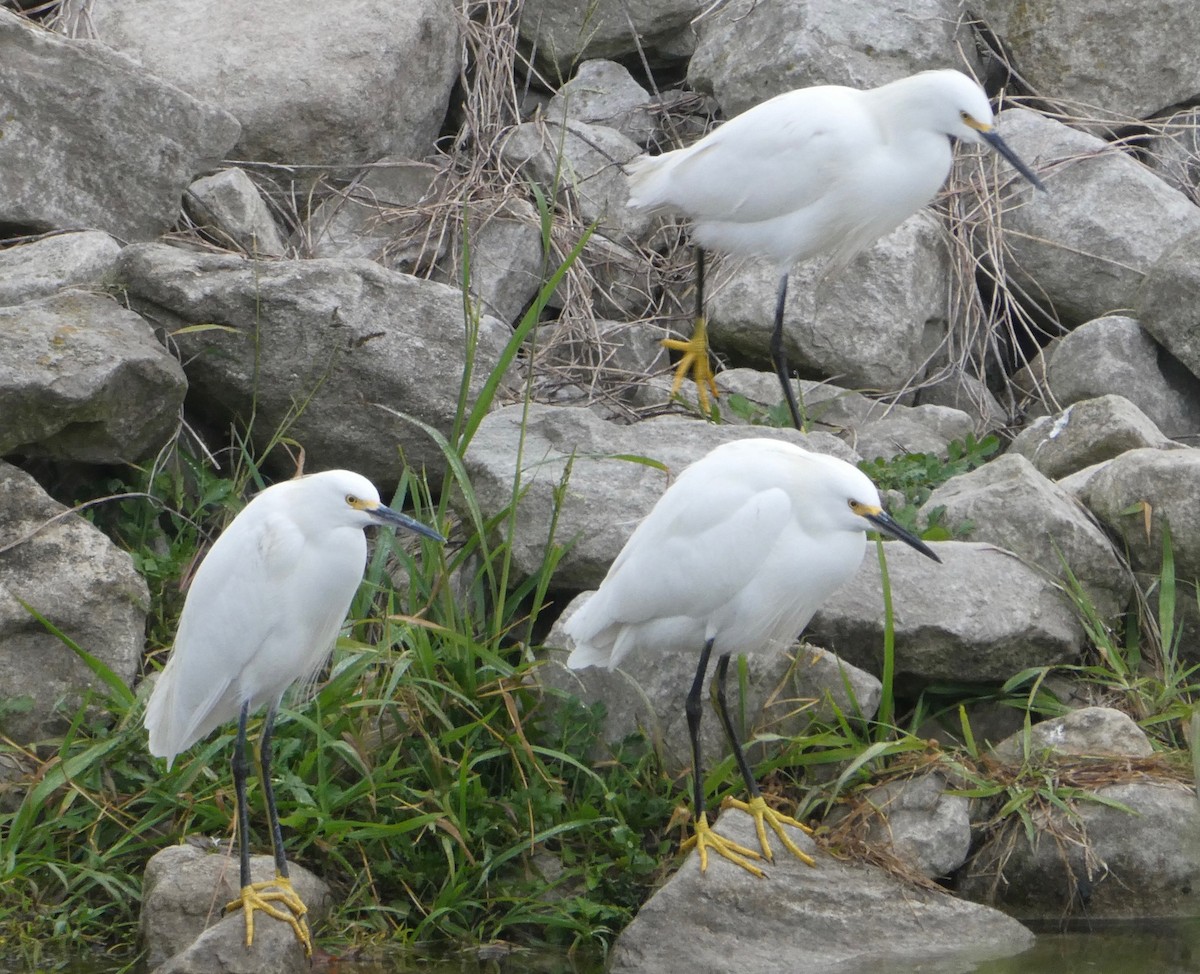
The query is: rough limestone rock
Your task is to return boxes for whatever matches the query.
[1138,231,1200,384]
[1080,447,1200,582]
[1009,395,1180,481]
[989,108,1200,326]
[185,169,287,258]
[518,0,706,75]
[1144,109,1200,203]
[989,706,1155,764]
[0,231,122,307]
[707,213,951,393]
[609,809,1033,974]
[546,59,656,146]
[0,462,149,743]
[0,290,188,462]
[114,243,510,484]
[688,0,982,118]
[809,542,1085,686]
[460,403,855,590]
[974,0,1200,121]
[0,9,240,240]
[90,0,459,166]
[500,119,649,238]
[141,844,331,974]
[840,772,972,878]
[716,369,976,458]
[1015,316,1200,440]
[960,781,1200,919]
[920,454,1133,621]
[545,596,881,775]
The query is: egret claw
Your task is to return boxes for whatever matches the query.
[662,315,719,415]
[722,794,816,867]
[681,810,766,878]
[227,875,313,956]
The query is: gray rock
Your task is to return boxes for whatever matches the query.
[0,9,239,240]
[989,706,1155,764]
[141,844,330,973]
[1009,395,1180,481]
[518,0,705,75]
[0,461,149,743]
[185,169,287,258]
[989,109,1200,326]
[809,542,1085,685]
[91,0,459,166]
[1139,231,1200,385]
[434,197,545,326]
[1080,447,1200,582]
[719,369,977,459]
[610,808,1033,974]
[0,290,188,462]
[114,243,511,484]
[973,0,1200,122]
[546,60,656,146]
[460,402,855,589]
[687,0,981,120]
[1144,109,1200,204]
[707,213,951,393]
[960,781,1200,919]
[916,370,1008,434]
[500,119,648,238]
[1022,316,1200,441]
[545,595,881,775]
[299,158,443,267]
[0,231,122,307]
[841,772,972,878]
[920,454,1133,621]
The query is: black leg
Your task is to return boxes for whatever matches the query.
[258,704,290,881]
[694,247,706,321]
[769,272,804,431]
[715,654,762,801]
[232,701,253,891]
[686,637,717,821]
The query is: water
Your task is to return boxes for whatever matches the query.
[7,921,1200,973]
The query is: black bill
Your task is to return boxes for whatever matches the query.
[981,128,1046,192]
[370,504,446,543]
[863,509,941,564]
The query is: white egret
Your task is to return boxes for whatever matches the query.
[143,469,444,954]
[628,69,1045,427]
[564,438,940,876]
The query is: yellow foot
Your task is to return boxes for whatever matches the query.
[226,875,313,956]
[680,810,766,878]
[662,315,719,415]
[722,794,816,867]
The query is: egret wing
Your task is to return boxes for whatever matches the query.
[574,478,793,639]
[642,86,877,225]
[144,505,306,762]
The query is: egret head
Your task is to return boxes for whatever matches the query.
[920,69,1045,191]
[298,470,446,541]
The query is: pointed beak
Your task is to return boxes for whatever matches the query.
[368,504,446,543]
[980,128,1046,192]
[862,509,941,563]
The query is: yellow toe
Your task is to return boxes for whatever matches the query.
[680,810,766,878]
[661,316,719,415]
[722,794,816,867]
[226,875,313,956]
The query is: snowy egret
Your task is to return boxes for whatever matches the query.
[628,69,1045,427]
[143,469,444,954]
[564,438,939,875]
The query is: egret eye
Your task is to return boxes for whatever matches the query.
[960,110,970,122]
[345,494,358,506]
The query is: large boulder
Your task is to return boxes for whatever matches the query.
[0,10,239,239]
[114,243,512,485]
[0,462,149,743]
[0,290,188,463]
[90,0,459,166]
